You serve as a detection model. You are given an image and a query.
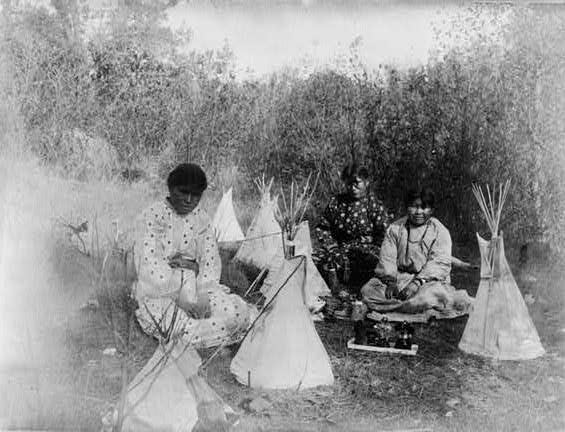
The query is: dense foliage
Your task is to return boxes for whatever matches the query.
[1,0,564,250]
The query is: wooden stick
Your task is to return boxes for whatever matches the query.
[244,267,268,298]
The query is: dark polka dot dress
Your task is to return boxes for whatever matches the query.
[313,192,393,284]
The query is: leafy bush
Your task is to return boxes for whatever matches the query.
[1,1,564,251]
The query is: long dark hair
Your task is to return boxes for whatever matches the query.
[167,163,208,193]
[404,185,435,210]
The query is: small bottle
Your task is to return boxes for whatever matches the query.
[328,266,339,292]
[354,320,367,345]
[351,300,365,322]
[343,257,351,284]
[394,321,413,350]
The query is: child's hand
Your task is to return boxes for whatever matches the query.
[397,281,420,301]
[169,254,200,276]
[385,283,399,300]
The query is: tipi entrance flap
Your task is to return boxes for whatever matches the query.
[230,256,334,390]
[477,233,505,280]
[477,233,493,279]
[459,232,545,360]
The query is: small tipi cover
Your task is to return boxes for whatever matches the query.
[120,341,237,431]
[458,233,545,360]
[212,187,245,243]
[458,182,544,360]
[261,221,331,307]
[233,187,283,270]
[230,256,334,390]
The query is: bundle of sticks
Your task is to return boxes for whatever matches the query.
[273,172,319,251]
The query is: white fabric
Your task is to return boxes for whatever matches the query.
[230,257,334,390]
[133,200,221,301]
[135,286,257,349]
[233,194,283,270]
[458,233,545,360]
[121,341,235,431]
[212,188,245,243]
[133,200,255,348]
[261,221,331,309]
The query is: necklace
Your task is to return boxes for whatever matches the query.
[404,219,431,261]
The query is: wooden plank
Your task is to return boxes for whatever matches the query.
[347,338,418,356]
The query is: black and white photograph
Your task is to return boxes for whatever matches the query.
[0,0,564,430]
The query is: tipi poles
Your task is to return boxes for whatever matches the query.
[274,172,320,245]
[484,266,493,349]
[243,267,268,298]
[295,256,310,392]
[472,180,510,239]
[472,181,510,351]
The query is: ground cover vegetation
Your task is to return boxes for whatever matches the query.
[1,1,564,431]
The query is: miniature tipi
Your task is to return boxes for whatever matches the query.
[120,341,237,431]
[233,178,283,270]
[458,182,545,360]
[212,187,245,243]
[261,221,331,309]
[230,256,334,389]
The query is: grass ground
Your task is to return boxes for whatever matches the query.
[1,166,564,431]
[2,238,564,432]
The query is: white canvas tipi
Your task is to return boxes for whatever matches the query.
[212,187,245,244]
[261,221,331,308]
[458,182,545,360]
[458,233,545,360]
[230,256,334,390]
[233,180,283,270]
[120,341,237,431]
